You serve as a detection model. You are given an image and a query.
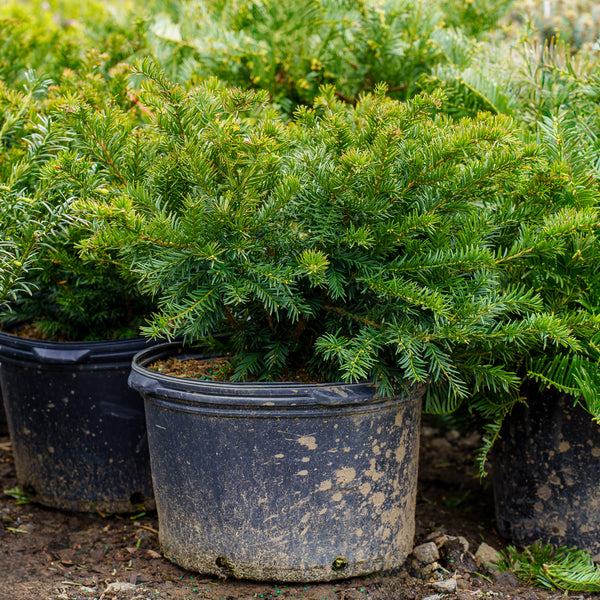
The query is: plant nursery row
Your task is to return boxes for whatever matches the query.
[1,0,600,590]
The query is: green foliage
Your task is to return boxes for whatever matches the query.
[80,61,595,397]
[0,186,70,309]
[0,17,81,86]
[0,70,74,312]
[0,49,155,339]
[0,0,145,90]
[443,0,516,38]
[142,0,514,114]
[3,486,32,505]
[421,25,600,470]
[499,543,600,592]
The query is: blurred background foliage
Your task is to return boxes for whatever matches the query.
[1,0,599,112]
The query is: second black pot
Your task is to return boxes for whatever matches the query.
[0,331,155,513]
[492,385,600,554]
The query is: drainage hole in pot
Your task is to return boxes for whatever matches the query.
[216,556,234,576]
[331,556,348,572]
[129,492,145,506]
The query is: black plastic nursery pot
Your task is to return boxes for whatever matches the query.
[0,330,155,513]
[129,342,424,582]
[492,385,600,554]
[0,394,7,435]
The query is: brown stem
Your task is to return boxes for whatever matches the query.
[334,91,356,105]
[223,306,242,331]
[289,316,307,341]
[387,84,408,94]
[127,92,155,120]
[265,309,275,332]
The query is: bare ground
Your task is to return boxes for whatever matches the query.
[0,423,593,600]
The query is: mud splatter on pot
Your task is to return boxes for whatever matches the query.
[129,341,423,582]
[0,331,155,513]
[492,385,600,554]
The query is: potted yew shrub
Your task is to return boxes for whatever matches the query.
[489,126,600,555]
[0,61,158,513]
[460,42,600,555]
[423,30,600,556]
[0,185,70,434]
[390,9,600,556]
[86,61,581,581]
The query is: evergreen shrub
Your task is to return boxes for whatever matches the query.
[422,28,600,462]
[0,53,155,340]
[85,62,594,410]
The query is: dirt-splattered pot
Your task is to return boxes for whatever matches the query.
[492,384,600,554]
[0,330,155,513]
[129,341,424,582]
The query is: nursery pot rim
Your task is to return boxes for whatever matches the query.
[0,327,149,348]
[130,341,422,412]
[0,328,155,366]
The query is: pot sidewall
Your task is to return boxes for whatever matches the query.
[131,342,423,582]
[491,385,600,554]
[0,331,155,513]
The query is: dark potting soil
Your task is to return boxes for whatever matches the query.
[1,322,144,343]
[0,322,73,342]
[0,422,585,600]
[148,355,325,384]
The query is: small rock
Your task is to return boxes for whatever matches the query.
[593,553,600,564]
[431,577,457,593]
[421,561,442,576]
[494,570,520,588]
[413,541,440,564]
[475,542,501,567]
[423,596,443,600]
[425,530,448,548]
[101,581,137,597]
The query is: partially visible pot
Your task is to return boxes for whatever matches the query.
[492,385,600,554]
[0,394,7,436]
[0,330,155,513]
[130,341,424,582]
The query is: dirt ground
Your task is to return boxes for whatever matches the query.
[0,422,593,600]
